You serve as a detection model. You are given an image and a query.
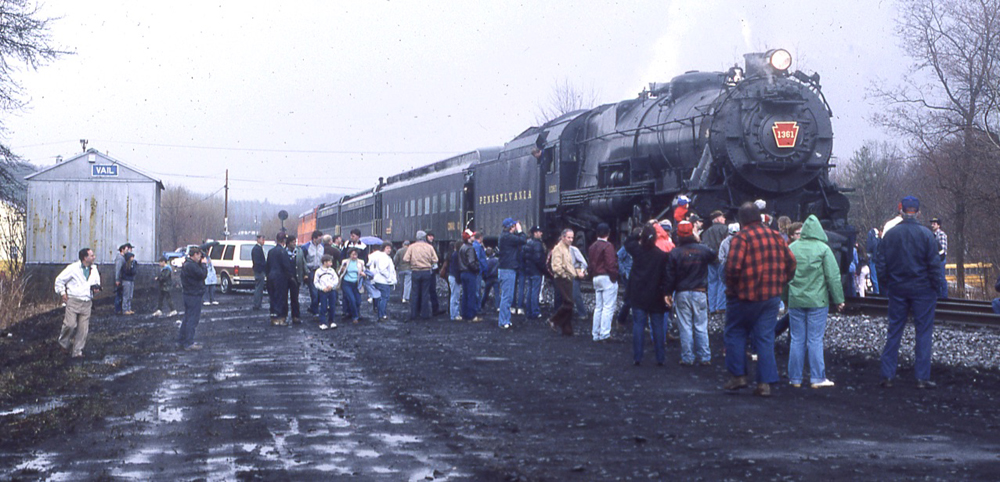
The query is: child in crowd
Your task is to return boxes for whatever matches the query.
[120,251,137,315]
[314,255,340,330]
[151,256,177,317]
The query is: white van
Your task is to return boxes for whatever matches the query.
[206,240,276,293]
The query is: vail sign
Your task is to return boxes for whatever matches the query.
[91,164,119,177]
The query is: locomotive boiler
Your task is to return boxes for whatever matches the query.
[475,49,849,241]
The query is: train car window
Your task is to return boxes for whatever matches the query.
[440,193,447,213]
[425,196,430,215]
[417,198,423,216]
[432,195,438,214]
[223,245,235,261]
[411,199,416,217]
[450,191,457,212]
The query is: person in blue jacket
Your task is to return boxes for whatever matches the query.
[874,196,943,389]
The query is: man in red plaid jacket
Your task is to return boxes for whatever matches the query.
[722,202,797,397]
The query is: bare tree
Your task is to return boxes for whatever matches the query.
[159,185,226,251]
[0,0,69,203]
[534,78,600,125]
[871,0,1000,296]
[833,141,909,236]
[0,199,25,276]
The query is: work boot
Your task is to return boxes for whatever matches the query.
[723,376,748,391]
[753,383,771,397]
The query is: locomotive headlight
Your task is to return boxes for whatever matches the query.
[768,49,792,71]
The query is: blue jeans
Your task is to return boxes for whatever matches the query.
[448,275,461,319]
[178,293,202,348]
[724,297,780,383]
[410,270,433,319]
[399,270,412,301]
[342,280,361,320]
[375,283,391,318]
[482,279,499,309]
[591,275,617,340]
[675,291,710,363]
[938,259,948,298]
[787,307,829,384]
[993,298,1000,315]
[121,280,134,312]
[707,263,725,312]
[881,290,936,381]
[460,271,480,320]
[868,261,879,294]
[632,308,666,364]
[318,289,337,322]
[525,275,542,318]
[513,271,525,310]
[498,269,517,327]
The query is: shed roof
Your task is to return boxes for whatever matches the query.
[24,149,163,189]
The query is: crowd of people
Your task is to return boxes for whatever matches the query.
[52,194,956,395]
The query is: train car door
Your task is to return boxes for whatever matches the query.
[542,145,559,208]
[373,194,383,237]
[463,172,475,231]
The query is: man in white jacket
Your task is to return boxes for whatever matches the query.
[54,248,101,358]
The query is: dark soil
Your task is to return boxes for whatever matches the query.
[1,287,999,481]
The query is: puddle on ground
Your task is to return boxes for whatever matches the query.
[100,365,143,381]
[354,448,380,458]
[0,399,67,417]
[372,433,422,446]
[472,356,508,362]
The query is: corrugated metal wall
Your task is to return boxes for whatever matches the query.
[26,180,160,264]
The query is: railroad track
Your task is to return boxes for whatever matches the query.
[846,296,1000,328]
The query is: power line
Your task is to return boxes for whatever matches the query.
[12,138,458,156]
[147,170,364,191]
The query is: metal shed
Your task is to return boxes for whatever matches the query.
[24,149,163,265]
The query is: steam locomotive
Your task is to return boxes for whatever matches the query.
[303,49,850,249]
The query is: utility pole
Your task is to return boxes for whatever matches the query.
[224,169,230,240]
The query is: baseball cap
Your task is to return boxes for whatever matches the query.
[901,196,920,213]
[502,217,516,230]
[930,217,941,225]
[529,225,542,234]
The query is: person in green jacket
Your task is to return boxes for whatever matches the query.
[785,215,845,389]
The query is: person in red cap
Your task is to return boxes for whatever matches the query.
[874,196,942,389]
[664,221,718,366]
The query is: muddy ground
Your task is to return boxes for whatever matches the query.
[1,284,999,481]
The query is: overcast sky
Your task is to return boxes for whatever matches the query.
[6,1,908,202]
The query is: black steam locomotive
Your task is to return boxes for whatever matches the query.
[306,49,849,249]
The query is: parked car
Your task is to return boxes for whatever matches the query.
[206,240,276,294]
